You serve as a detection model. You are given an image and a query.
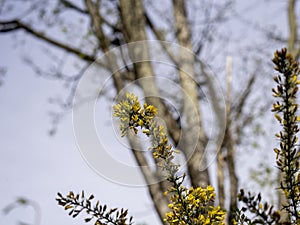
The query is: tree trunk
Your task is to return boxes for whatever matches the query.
[173,0,210,188]
[119,1,176,223]
[217,149,225,208]
[226,128,238,224]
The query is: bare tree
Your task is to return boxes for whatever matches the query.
[1,0,298,224]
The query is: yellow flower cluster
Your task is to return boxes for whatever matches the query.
[165,185,225,225]
[114,93,226,225]
[113,93,157,137]
[113,93,176,166]
[272,48,300,223]
[148,121,173,159]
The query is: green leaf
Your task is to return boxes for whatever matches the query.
[64,205,73,210]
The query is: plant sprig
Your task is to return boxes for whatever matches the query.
[272,48,300,223]
[56,191,133,225]
[113,93,225,225]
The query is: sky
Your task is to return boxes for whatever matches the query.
[0,25,158,225]
[0,1,297,225]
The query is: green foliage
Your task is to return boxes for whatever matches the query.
[271,48,300,223]
[113,93,225,225]
[56,191,133,225]
[56,92,225,225]
[234,48,300,224]
[234,190,281,224]
[56,49,299,225]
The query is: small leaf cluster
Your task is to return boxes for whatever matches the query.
[56,191,133,225]
[233,189,281,225]
[114,93,225,225]
[56,49,299,225]
[234,48,300,224]
[272,48,300,223]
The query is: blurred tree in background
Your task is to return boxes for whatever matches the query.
[1,1,300,224]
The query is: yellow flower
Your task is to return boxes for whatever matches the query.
[137,119,144,126]
[114,93,225,225]
[132,102,141,112]
[274,114,282,123]
[142,129,150,135]
[132,114,139,122]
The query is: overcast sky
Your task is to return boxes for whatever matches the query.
[0,18,161,225]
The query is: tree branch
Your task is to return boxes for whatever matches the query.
[119,2,176,223]
[127,133,170,222]
[60,0,121,33]
[232,73,256,121]
[144,10,181,66]
[84,0,124,92]
[288,0,300,60]
[60,0,88,14]
[145,12,165,42]
[225,57,238,223]
[173,0,209,188]
[0,20,96,62]
[0,20,20,32]
[85,0,109,52]
[288,0,297,54]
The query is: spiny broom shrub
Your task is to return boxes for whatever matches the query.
[56,48,299,225]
